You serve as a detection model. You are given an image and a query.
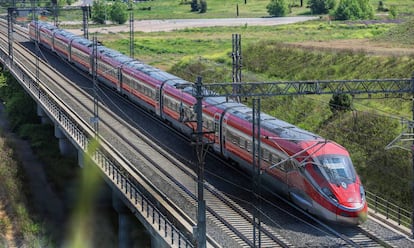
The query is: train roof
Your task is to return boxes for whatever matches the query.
[72,37,93,47]
[98,47,133,64]
[39,21,56,30]
[226,104,321,142]
[182,85,228,102]
[124,61,190,87]
[204,96,237,109]
[30,21,57,33]
[54,29,77,39]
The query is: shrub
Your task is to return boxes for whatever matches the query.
[199,0,207,13]
[329,94,352,113]
[110,0,128,24]
[91,0,107,24]
[308,0,336,14]
[389,5,397,19]
[267,0,289,17]
[334,0,374,20]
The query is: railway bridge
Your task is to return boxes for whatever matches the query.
[1,19,414,248]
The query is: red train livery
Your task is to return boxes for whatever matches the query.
[29,20,368,224]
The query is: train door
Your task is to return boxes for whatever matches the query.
[68,39,73,63]
[267,154,288,194]
[117,67,122,93]
[286,160,312,210]
[155,86,161,117]
[213,112,221,154]
[221,113,229,157]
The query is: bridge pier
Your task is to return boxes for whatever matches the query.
[149,228,170,248]
[54,125,77,157]
[77,150,84,168]
[112,191,133,248]
[37,104,52,124]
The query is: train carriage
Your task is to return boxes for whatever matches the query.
[53,29,76,60]
[121,60,161,112]
[28,21,37,42]
[70,37,94,73]
[96,48,133,91]
[28,21,57,50]
[38,22,57,50]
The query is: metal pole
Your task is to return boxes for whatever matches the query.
[195,76,206,248]
[31,0,39,84]
[53,3,58,27]
[411,72,414,238]
[129,8,134,58]
[7,8,14,61]
[92,35,99,136]
[232,34,242,103]
[252,98,261,247]
[82,6,89,39]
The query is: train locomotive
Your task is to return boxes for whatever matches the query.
[29,20,368,224]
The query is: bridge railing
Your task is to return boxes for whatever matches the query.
[366,191,412,229]
[96,149,193,247]
[0,42,195,248]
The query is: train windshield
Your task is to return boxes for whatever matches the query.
[316,155,356,184]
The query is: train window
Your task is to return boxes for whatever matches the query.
[203,119,210,129]
[317,155,356,183]
[262,149,269,162]
[204,119,209,129]
[284,161,296,171]
[271,155,280,164]
[186,108,193,120]
[239,138,244,148]
[246,141,252,152]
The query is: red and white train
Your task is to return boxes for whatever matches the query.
[29,20,368,224]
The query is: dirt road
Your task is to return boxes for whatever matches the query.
[67,16,318,34]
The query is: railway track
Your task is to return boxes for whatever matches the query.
[1,19,414,247]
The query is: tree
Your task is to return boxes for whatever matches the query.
[266,0,289,17]
[190,0,208,13]
[308,0,336,14]
[109,0,128,24]
[191,0,198,12]
[199,0,207,13]
[333,0,374,20]
[91,0,107,24]
[329,93,352,113]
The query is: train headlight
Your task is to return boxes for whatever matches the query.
[322,187,338,203]
[360,185,365,201]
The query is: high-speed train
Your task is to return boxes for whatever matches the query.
[29,20,368,224]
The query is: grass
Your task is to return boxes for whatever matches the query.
[0,132,42,246]
[97,20,401,69]
[9,0,413,22]
[130,0,281,19]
